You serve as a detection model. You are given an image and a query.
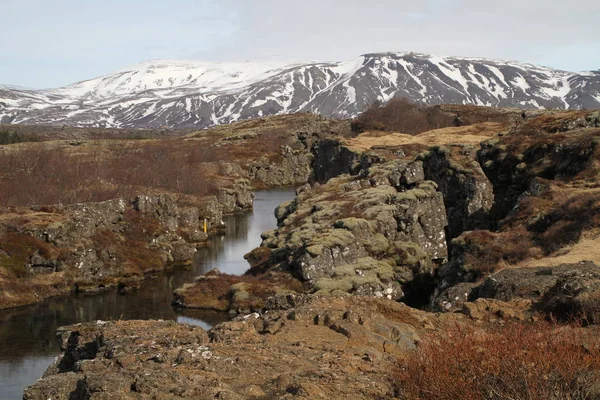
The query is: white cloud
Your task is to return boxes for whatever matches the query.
[1,0,599,87]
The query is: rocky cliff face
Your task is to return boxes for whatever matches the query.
[436,261,600,323]
[435,111,600,295]
[0,184,254,309]
[176,109,600,315]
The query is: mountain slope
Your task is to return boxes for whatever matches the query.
[1,52,599,129]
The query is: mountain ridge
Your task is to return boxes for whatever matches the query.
[1,52,599,129]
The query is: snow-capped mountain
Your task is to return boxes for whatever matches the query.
[1,52,599,129]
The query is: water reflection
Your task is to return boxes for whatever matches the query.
[0,189,295,400]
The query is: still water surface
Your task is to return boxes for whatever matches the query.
[0,189,295,399]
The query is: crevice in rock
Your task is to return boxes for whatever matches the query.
[400,271,440,310]
[57,332,101,373]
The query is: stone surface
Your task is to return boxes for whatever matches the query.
[25,296,464,400]
[471,262,600,322]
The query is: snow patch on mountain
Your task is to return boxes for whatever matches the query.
[1,52,599,129]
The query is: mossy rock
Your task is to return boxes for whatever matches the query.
[309,229,356,249]
[275,200,296,221]
[232,289,250,303]
[391,241,430,271]
[363,205,396,220]
[313,278,354,294]
[306,244,324,257]
[448,160,472,175]
[333,217,371,232]
[313,257,395,295]
[361,233,390,254]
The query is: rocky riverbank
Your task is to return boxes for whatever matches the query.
[0,113,351,310]
[17,106,600,398]
[24,291,600,400]
[0,186,254,310]
[175,109,600,319]
[21,294,491,400]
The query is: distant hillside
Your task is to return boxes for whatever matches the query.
[1,52,599,129]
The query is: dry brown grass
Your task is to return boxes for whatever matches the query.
[515,231,600,268]
[174,271,305,311]
[0,139,221,206]
[0,113,347,207]
[396,321,600,400]
[460,187,600,275]
[0,232,56,278]
[343,122,501,152]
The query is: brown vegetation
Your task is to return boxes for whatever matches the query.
[352,99,456,134]
[396,322,600,400]
[173,271,305,311]
[457,188,600,276]
[0,140,220,206]
[0,123,191,142]
[343,122,502,152]
[0,232,54,278]
[0,113,348,207]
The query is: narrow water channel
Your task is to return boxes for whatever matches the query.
[0,189,295,399]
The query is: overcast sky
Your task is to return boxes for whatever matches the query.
[2,0,599,88]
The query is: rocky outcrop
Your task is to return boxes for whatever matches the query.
[0,185,255,310]
[255,160,447,306]
[478,119,599,221]
[436,261,600,322]
[172,268,304,314]
[309,139,370,184]
[216,179,255,214]
[420,144,494,240]
[247,148,313,188]
[24,295,465,400]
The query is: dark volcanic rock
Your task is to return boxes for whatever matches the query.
[470,261,600,322]
[421,144,494,240]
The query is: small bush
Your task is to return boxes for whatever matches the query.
[459,230,534,276]
[352,99,455,135]
[396,321,600,400]
[0,232,53,277]
[0,129,40,144]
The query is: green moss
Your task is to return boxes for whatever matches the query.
[313,257,395,295]
[230,283,250,302]
[313,278,354,294]
[362,233,390,254]
[448,160,473,175]
[306,244,324,256]
[310,229,356,249]
[363,205,396,220]
[333,217,370,231]
[392,241,429,270]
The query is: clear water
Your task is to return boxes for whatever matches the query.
[0,189,295,399]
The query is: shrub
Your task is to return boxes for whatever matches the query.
[0,128,40,144]
[0,232,53,277]
[458,230,534,276]
[351,99,455,135]
[396,321,600,400]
